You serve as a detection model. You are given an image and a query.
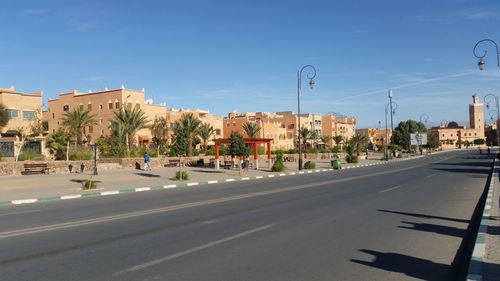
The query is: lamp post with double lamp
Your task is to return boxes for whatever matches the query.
[384,101,397,160]
[416,113,429,155]
[297,65,317,171]
[484,94,500,149]
[473,39,500,71]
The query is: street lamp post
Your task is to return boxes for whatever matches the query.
[473,39,500,71]
[385,101,397,160]
[416,113,429,155]
[484,94,500,149]
[297,65,317,171]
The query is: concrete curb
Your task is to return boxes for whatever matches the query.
[466,158,497,281]
[0,155,424,208]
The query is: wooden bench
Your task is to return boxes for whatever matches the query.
[165,159,181,167]
[221,160,234,169]
[22,163,49,175]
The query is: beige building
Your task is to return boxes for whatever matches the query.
[45,87,166,146]
[0,86,43,136]
[167,108,224,144]
[322,113,357,147]
[429,95,485,149]
[356,128,392,148]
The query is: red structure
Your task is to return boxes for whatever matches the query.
[213,138,274,170]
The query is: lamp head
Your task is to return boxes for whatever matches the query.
[388,89,393,98]
[309,79,315,90]
[478,58,486,71]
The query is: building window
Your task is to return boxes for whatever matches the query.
[88,104,92,110]
[100,129,104,136]
[115,102,120,109]
[23,111,36,120]
[99,104,103,110]
[89,126,93,134]
[108,103,113,110]
[99,118,103,125]
[135,103,140,110]
[215,129,221,135]
[79,104,84,110]
[52,113,55,119]
[7,109,19,118]
[63,105,69,112]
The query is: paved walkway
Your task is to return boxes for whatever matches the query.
[483,163,500,281]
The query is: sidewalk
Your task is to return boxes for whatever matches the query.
[0,155,389,203]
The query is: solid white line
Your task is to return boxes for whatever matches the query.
[378,185,402,194]
[60,194,82,200]
[0,210,40,217]
[187,182,199,186]
[225,179,235,182]
[116,224,273,274]
[207,180,218,184]
[11,199,38,205]
[135,187,151,192]
[101,191,120,196]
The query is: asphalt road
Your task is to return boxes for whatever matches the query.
[0,150,493,281]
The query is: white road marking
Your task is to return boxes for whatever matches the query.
[61,194,82,200]
[186,182,199,186]
[0,210,40,217]
[11,199,38,205]
[163,185,177,189]
[135,187,151,192]
[241,177,250,180]
[378,185,402,194]
[203,220,217,224]
[225,179,235,182]
[426,173,437,178]
[207,180,218,184]
[255,176,263,179]
[116,224,273,274]
[268,175,275,178]
[101,191,120,196]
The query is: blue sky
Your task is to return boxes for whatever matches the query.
[1,0,500,127]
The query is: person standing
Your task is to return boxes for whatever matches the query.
[144,152,151,171]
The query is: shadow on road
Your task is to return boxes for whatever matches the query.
[431,167,491,175]
[191,169,224,174]
[70,179,102,184]
[350,249,451,281]
[377,209,469,223]
[399,221,466,238]
[134,173,161,178]
[432,161,494,168]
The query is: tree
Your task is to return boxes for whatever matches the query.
[298,127,312,148]
[310,130,320,148]
[174,113,202,157]
[349,135,369,156]
[0,103,10,131]
[150,116,169,156]
[320,135,333,148]
[242,121,261,138]
[197,122,215,155]
[46,129,71,160]
[228,131,247,175]
[393,120,427,150]
[474,138,486,146]
[333,135,344,147]
[61,108,97,146]
[110,107,149,150]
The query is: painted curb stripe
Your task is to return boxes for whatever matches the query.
[187,182,199,186]
[241,177,250,180]
[163,184,177,189]
[207,180,218,184]
[101,191,120,196]
[12,199,38,205]
[225,179,235,182]
[135,187,151,192]
[61,195,82,200]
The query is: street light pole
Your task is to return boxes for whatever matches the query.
[473,39,500,71]
[385,101,397,160]
[484,94,500,149]
[417,113,429,155]
[297,65,317,171]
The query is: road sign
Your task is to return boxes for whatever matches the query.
[410,133,427,145]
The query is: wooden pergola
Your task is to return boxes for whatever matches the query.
[213,138,274,170]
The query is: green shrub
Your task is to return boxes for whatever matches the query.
[172,171,189,181]
[69,148,92,160]
[18,151,45,161]
[272,151,285,172]
[346,155,358,163]
[82,180,97,190]
[304,161,316,169]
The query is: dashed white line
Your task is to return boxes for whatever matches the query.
[187,182,199,186]
[207,180,218,184]
[378,185,402,194]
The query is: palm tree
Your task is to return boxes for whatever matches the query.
[242,121,261,138]
[175,113,202,157]
[349,135,369,156]
[320,135,333,148]
[150,116,169,155]
[0,103,10,131]
[298,126,312,148]
[110,107,149,150]
[61,108,97,146]
[45,129,71,160]
[197,122,215,154]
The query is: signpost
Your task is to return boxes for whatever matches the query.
[411,133,427,155]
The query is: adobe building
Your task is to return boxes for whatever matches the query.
[45,86,166,146]
[321,113,357,147]
[0,86,43,137]
[429,95,485,149]
[356,128,392,148]
[166,108,224,144]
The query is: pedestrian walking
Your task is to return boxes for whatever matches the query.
[144,152,151,171]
